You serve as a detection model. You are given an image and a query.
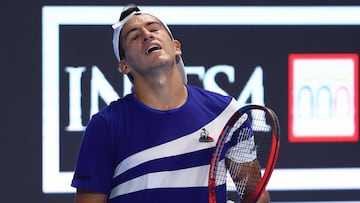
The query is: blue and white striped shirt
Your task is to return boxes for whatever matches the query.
[71,85,241,203]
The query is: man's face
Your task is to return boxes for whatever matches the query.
[119,14,181,77]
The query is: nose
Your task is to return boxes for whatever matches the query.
[142,28,153,42]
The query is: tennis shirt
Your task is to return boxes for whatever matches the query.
[71,85,244,203]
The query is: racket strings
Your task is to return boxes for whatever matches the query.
[210,124,238,184]
[226,110,272,201]
[250,109,271,132]
[214,114,254,200]
[235,176,248,199]
[209,105,280,203]
[226,160,249,199]
[212,114,249,185]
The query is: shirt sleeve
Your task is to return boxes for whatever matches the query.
[225,114,257,163]
[71,114,114,194]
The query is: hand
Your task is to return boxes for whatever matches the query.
[256,191,270,203]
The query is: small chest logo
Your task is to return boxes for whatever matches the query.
[199,128,214,142]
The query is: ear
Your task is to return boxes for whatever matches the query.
[119,61,130,74]
[173,40,182,55]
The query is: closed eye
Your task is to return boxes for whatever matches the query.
[131,34,139,40]
[146,22,162,33]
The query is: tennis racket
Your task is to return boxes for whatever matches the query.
[208,104,280,203]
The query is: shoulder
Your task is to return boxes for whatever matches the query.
[89,94,135,125]
[188,85,242,115]
[187,85,233,106]
[100,94,134,113]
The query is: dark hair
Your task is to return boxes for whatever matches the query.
[119,6,140,21]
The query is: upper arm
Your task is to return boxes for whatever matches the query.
[71,115,114,196]
[75,188,108,203]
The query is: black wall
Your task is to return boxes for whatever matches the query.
[2,0,360,202]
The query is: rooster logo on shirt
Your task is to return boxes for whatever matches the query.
[199,128,214,142]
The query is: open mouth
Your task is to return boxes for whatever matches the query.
[147,44,161,54]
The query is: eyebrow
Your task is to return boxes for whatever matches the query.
[123,21,163,41]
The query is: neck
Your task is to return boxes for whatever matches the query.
[133,80,187,111]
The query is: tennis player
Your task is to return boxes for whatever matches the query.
[71,4,270,203]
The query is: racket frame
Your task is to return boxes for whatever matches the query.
[208,104,280,203]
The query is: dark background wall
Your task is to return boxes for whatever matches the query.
[2,0,360,202]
